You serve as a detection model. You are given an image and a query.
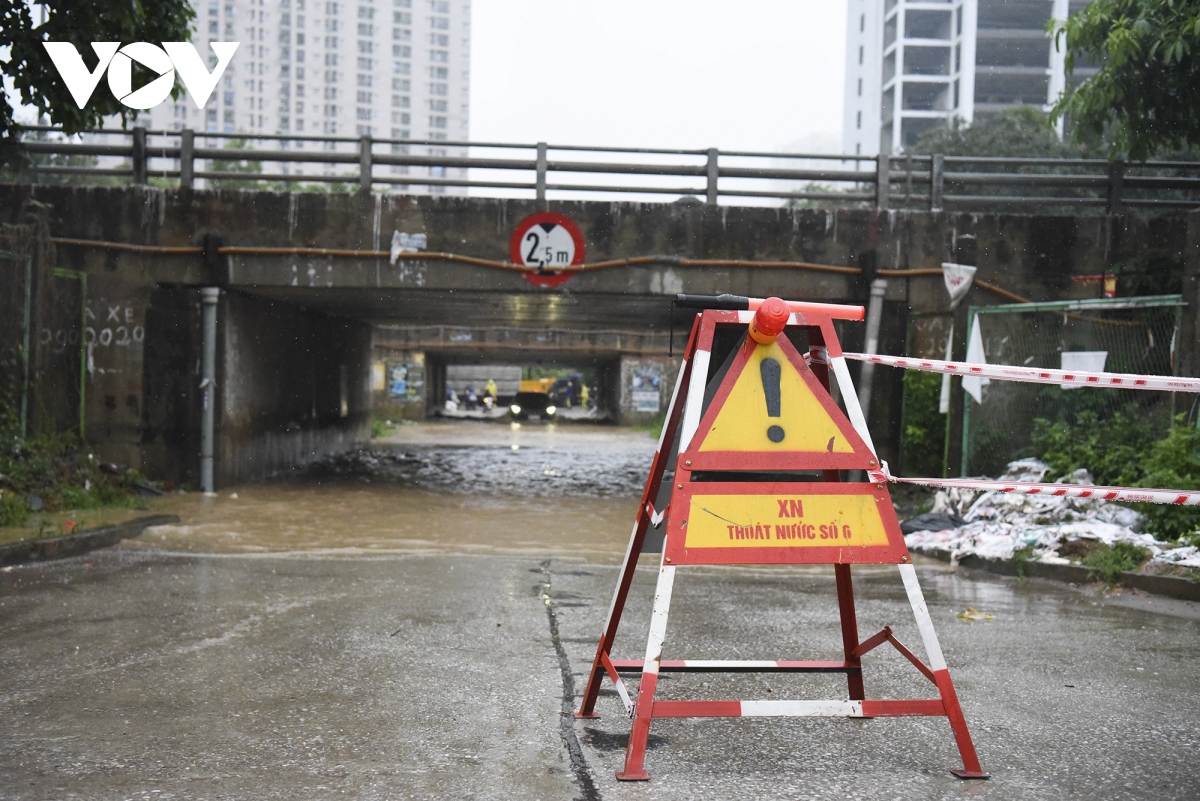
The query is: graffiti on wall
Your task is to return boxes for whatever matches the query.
[39,303,145,353]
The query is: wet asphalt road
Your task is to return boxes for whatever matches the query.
[2,424,1200,799]
[3,553,1200,800]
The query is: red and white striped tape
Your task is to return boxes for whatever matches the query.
[867,462,1200,506]
[843,352,1200,393]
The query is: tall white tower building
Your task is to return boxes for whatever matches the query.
[134,0,471,192]
[843,0,1094,156]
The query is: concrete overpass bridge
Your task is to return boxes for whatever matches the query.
[2,183,1195,488]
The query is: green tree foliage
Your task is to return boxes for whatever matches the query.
[911,108,1098,205]
[913,107,1091,158]
[1031,409,1154,488]
[1111,250,1185,296]
[1032,412,1200,540]
[1050,0,1200,160]
[0,0,195,168]
[1131,420,1200,540]
[900,369,946,478]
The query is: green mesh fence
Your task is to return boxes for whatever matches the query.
[962,295,1184,478]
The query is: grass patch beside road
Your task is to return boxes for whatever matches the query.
[370,418,398,439]
[0,508,156,547]
[1,427,150,533]
[1082,541,1153,586]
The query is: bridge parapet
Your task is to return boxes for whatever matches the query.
[14,126,1200,213]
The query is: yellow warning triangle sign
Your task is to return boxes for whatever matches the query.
[685,334,875,471]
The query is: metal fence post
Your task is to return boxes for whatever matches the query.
[180,128,194,189]
[930,153,944,212]
[706,147,719,205]
[359,134,373,192]
[536,141,548,207]
[132,126,147,185]
[875,153,890,210]
[1107,159,1125,214]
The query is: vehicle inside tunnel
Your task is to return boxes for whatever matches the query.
[375,348,624,424]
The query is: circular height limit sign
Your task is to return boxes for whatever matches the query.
[510,212,586,288]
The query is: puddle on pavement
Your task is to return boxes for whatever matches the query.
[126,423,657,559]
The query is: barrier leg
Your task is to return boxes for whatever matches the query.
[898,564,988,779]
[576,517,646,719]
[617,562,677,781]
[834,564,866,702]
[577,317,699,719]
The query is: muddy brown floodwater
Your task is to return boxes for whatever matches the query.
[128,422,656,560]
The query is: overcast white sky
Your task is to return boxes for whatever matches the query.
[469,0,848,153]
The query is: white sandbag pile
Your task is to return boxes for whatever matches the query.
[903,458,1200,569]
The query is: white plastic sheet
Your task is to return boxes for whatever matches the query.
[902,458,1195,569]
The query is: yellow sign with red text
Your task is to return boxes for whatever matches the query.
[683,491,890,549]
[664,483,909,565]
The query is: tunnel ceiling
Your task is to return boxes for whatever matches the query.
[238,287,679,330]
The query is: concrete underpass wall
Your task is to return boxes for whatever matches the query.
[218,292,370,486]
[3,183,1200,476]
[141,286,203,486]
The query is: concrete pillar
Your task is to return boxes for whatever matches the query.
[425,356,447,417]
[200,287,219,494]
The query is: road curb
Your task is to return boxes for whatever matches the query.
[915,547,1200,602]
[0,514,180,567]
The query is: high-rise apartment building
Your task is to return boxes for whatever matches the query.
[133,0,472,191]
[843,0,1095,156]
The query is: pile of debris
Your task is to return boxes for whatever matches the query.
[901,459,1200,569]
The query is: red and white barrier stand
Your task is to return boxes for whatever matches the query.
[576,298,988,781]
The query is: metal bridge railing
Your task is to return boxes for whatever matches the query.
[10,126,1200,212]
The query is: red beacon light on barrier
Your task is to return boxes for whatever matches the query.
[748,296,790,344]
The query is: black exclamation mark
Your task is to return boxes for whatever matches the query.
[761,358,785,443]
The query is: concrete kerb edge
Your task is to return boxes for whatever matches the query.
[916,547,1200,602]
[0,514,180,567]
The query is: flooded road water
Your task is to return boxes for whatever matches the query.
[7,423,1200,799]
[131,423,655,559]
